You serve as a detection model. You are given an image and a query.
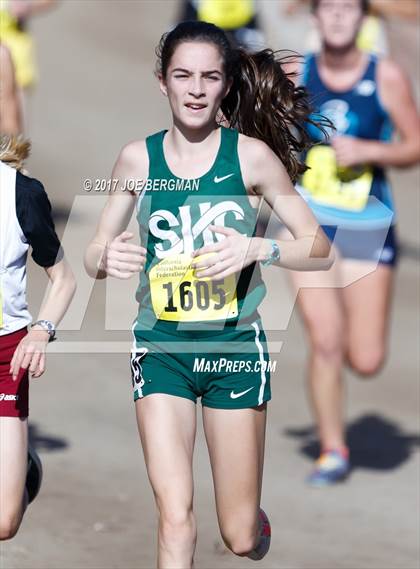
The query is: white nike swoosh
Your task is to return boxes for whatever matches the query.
[230,387,254,399]
[214,173,234,183]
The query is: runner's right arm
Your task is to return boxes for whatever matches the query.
[84,141,148,280]
[0,44,22,135]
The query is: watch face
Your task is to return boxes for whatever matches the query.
[33,320,55,335]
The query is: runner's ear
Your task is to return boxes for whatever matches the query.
[223,77,233,99]
[157,73,168,97]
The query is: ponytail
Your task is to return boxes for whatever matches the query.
[221,49,330,182]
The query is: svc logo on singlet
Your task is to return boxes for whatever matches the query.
[149,201,246,259]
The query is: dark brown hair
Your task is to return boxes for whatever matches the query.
[311,0,370,13]
[156,21,330,183]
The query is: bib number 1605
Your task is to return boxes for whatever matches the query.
[163,279,225,313]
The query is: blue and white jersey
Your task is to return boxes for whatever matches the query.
[299,53,395,230]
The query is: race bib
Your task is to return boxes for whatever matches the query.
[149,253,238,322]
[302,145,373,211]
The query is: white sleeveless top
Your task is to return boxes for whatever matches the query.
[0,161,31,334]
[0,160,63,335]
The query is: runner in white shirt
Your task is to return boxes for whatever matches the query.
[0,135,75,540]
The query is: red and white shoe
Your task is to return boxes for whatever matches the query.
[247,508,271,561]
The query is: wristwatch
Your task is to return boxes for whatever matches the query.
[261,240,281,266]
[31,320,56,342]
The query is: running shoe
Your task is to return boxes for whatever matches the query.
[247,508,271,561]
[26,446,43,504]
[307,449,350,487]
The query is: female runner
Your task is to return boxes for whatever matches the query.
[0,135,76,539]
[85,21,332,568]
[286,0,420,485]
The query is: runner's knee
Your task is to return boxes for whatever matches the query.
[308,323,345,364]
[0,512,20,541]
[158,507,196,545]
[220,515,259,556]
[347,346,385,377]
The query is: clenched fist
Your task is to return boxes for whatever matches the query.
[100,231,146,279]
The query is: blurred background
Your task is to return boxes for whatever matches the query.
[1,1,419,567]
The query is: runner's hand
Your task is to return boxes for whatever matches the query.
[101,231,146,279]
[10,329,49,381]
[332,136,369,168]
[191,225,256,280]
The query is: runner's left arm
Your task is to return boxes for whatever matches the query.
[10,175,76,379]
[193,138,333,278]
[10,258,76,379]
[243,138,333,270]
[332,60,420,169]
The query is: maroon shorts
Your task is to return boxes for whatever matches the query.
[0,328,29,418]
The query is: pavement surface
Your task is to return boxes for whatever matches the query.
[1,2,419,568]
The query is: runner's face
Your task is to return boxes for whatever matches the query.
[160,42,230,129]
[315,0,364,50]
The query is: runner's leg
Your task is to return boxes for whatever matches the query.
[288,262,347,452]
[341,262,394,377]
[202,404,266,556]
[0,417,28,540]
[136,394,197,569]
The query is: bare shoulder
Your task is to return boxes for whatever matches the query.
[238,133,274,166]
[377,57,414,109]
[114,139,149,180]
[237,133,288,193]
[117,139,148,169]
[377,58,410,88]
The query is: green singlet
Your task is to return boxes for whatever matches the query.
[131,127,272,409]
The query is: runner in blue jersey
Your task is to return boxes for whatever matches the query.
[285,0,420,485]
[85,21,333,568]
